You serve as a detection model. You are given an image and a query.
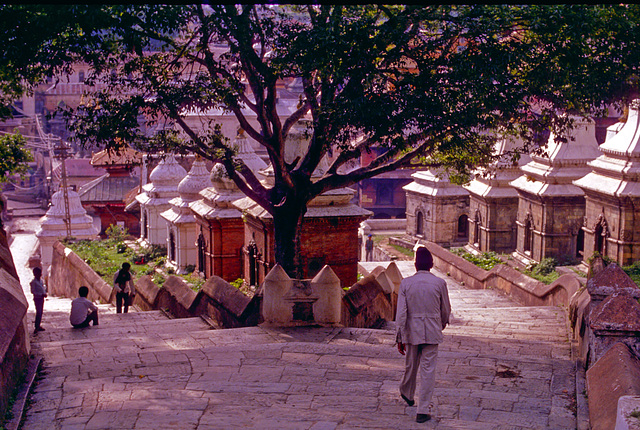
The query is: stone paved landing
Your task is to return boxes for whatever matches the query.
[12,234,576,429]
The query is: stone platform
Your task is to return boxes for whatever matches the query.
[12,233,577,429]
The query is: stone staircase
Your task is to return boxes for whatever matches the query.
[18,271,577,430]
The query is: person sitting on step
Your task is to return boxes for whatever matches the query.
[70,286,99,329]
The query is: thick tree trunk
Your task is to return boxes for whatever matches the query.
[272,196,307,279]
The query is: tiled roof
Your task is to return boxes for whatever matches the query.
[78,174,140,203]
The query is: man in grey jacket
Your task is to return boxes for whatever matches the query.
[396,246,451,423]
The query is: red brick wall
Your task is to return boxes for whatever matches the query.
[244,215,365,288]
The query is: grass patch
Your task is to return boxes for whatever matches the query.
[521,257,561,285]
[391,244,414,258]
[451,248,504,271]
[64,225,204,291]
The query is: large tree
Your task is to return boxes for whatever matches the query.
[2,5,640,276]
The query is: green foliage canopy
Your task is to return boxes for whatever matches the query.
[0,132,33,182]
[2,5,640,273]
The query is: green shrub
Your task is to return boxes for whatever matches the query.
[522,258,560,284]
[106,224,128,242]
[184,264,196,274]
[451,248,503,270]
[623,261,640,286]
[230,278,245,289]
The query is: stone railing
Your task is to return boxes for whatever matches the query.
[0,228,30,418]
[421,241,581,307]
[49,241,396,330]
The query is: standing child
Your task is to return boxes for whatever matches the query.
[30,267,47,333]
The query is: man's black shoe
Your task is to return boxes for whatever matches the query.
[416,413,431,423]
[400,393,414,406]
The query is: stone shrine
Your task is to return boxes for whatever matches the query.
[189,131,268,282]
[403,169,470,247]
[464,135,531,253]
[574,100,640,265]
[236,184,371,289]
[160,157,210,274]
[36,187,99,272]
[135,154,187,248]
[510,118,602,263]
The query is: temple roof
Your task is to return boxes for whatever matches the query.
[511,117,601,197]
[574,100,640,198]
[464,135,530,199]
[78,174,139,203]
[90,146,142,168]
[403,170,470,198]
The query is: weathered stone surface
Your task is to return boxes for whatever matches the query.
[133,275,161,310]
[587,263,640,305]
[589,292,640,364]
[0,229,29,419]
[201,275,251,318]
[615,395,640,430]
[587,342,640,430]
[591,293,640,332]
[156,275,198,318]
[342,274,392,328]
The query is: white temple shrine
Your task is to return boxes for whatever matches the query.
[510,117,602,263]
[160,157,211,274]
[135,154,187,248]
[36,187,100,272]
[464,135,531,253]
[574,100,640,265]
[188,130,268,281]
[403,169,470,247]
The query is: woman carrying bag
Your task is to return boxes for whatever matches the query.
[113,262,135,313]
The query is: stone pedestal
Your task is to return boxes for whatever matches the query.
[262,264,343,326]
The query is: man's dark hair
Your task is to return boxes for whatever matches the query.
[32,267,42,276]
[415,246,433,271]
[78,286,89,297]
[122,262,131,270]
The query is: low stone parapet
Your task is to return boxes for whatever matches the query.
[587,342,640,430]
[422,241,581,307]
[0,227,29,419]
[49,241,111,304]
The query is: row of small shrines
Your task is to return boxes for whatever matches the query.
[35,101,640,286]
[406,103,640,268]
[35,133,370,289]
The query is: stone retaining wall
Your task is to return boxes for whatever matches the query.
[419,240,581,307]
[0,228,30,419]
[49,242,395,330]
[49,241,112,304]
